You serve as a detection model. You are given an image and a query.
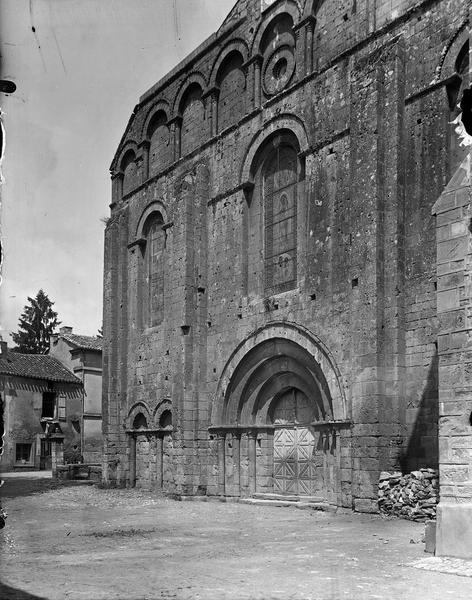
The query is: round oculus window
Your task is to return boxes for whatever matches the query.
[263,46,295,96]
[273,57,288,80]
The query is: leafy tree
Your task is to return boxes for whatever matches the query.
[10,289,61,354]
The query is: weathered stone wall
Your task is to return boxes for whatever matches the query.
[102,0,470,510]
[433,154,472,558]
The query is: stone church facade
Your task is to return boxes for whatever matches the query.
[103,0,472,555]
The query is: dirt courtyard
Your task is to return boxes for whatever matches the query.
[1,474,471,600]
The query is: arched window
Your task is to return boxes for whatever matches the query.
[121,149,138,196]
[259,13,294,55]
[142,213,165,328]
[132,413,148,429]
[147,111,171,175]
[180,83,205,156]
[260,13,296,98]
[263,143,298,294]
[159,410,172,428]
[217,52,246,131]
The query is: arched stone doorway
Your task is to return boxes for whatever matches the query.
[210,324,350,505]
[126,402,175,491]
[131,413,149,488]
[157,408,174,490]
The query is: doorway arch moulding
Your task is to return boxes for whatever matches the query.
[210,321,349,428]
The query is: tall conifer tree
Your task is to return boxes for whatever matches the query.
[10,290,61,354]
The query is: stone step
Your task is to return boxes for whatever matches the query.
[253,493,326,503]
[239,497,336,512]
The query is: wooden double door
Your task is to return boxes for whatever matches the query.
[272,389,324,497]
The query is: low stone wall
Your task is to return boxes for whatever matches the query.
[378,469,439,521]
[55,464,102,481]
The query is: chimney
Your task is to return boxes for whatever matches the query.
[0,340,8,357]
[59,326,73,335]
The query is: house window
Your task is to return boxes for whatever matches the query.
[264,144,298,294]
[16,443,32,463]
[58,394,66,421]
[42,392,56,419]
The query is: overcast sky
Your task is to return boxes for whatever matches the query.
[0,0,235,341]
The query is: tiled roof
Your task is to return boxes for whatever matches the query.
[61,334,102,351]
[0,352,82,385]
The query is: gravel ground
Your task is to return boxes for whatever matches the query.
[1,476,472,600]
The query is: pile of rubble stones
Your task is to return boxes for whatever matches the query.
[378,468,439,521]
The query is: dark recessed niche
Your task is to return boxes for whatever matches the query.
[310,293,316,301]
[273,57,288,80]
[469,411,472,426]
[197,286,206,294]
[352,278,359,288]
[213,368,217,374]
[181,325,190,335]
[237,313,242,319]
[207,321,212,328]
[433,281,437,291]
[273,303,279,310]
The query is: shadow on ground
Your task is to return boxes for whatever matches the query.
[0,478,92,500]
[0,581,49,600]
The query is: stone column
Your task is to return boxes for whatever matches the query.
[243,60,255,112]
[265,429,274,492]
[203,87,219,137]
[293,22,306,79]
[129,434,136,488]
[305,16,316,75]
[233,432,241,497]
[217,431,226,496]
[170,116,182,161]
[248,430,257,495]
[51,437,64,478]
[156,434,163,489]
[139,140,150,183]
[253,55,263,109]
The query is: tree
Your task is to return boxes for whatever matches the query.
[10,289,61,354]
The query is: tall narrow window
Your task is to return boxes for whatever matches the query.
[148,111,171,175]
[143,214,165,327]
[41,392,56,419]
[180,84,205,156]
[121,150,137,196]
[217,52,246,131]
[264,144,298,294]
[58,394,66,421]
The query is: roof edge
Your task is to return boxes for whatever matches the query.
[139,16,245,105]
